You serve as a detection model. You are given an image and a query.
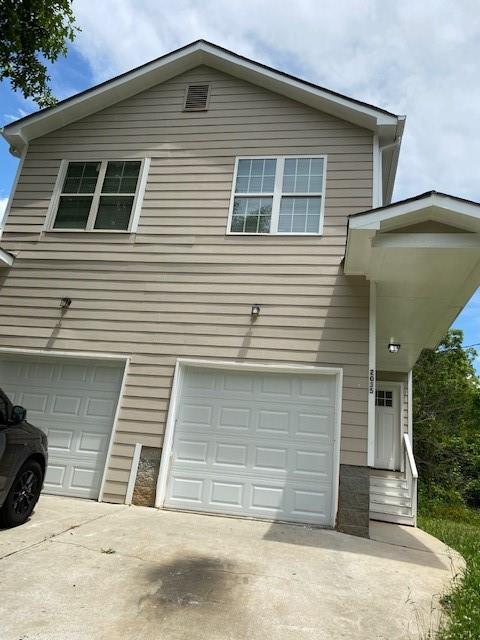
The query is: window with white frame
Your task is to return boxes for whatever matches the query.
[50,159,148,231]
[228,156,326,235]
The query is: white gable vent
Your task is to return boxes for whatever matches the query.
[184,84,210,111]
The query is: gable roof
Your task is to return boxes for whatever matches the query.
[348,191,480,232]
[1,39,405,201]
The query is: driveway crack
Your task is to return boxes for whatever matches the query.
[0,507,128,561]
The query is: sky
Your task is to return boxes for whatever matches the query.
[0,0,479,363]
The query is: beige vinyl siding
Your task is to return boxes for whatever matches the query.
[1,66,373,502]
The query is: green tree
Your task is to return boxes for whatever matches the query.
[413,329,480,507]
[0,0,78,108]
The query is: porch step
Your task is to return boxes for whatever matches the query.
[369,474,415,525]
[370,502,412,517]
[370,511,416,526]
[370,484,410,498]
[370,494,412,508]
[370,477,408,491]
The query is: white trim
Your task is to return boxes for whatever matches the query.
[349,193,480,231]
[400,381,405,473]
[44,159,68,231]
[0,248,14,267]
[45,158,150,233]
[368,281,377,467]
[407,369,413,441]
[2,41,401,154]
[156,359,183,508]
[1,146,27,231]
[98,356,129,502]
[375,381,403,471]
[226,155,327,236]
[0,346,129,360]
[155,357,343,528]
[0,346,128,503]
[372,134,381,209]
[125,443,142,505]
[130,157,150,232]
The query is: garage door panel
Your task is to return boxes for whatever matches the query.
[174,437,209,464]
[295,407,335,442]
[177,397,335,443]
[210,480,244,507]
[0,357,122,499]
[180,402,214,428]
[46,428,73,451]
[257,408,290,434]
[218,406,251,431]
[166,366,338,526]
[167,468,332,524]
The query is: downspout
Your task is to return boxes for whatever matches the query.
[380,115,405,205]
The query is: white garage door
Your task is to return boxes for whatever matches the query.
[165,366,339,526]
[0,357,123,499]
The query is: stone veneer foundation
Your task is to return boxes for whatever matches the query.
[336,464,370,538]
[132,446,162,507]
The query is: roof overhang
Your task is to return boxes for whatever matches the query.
[345,192,480,371]
[2,40,403,157]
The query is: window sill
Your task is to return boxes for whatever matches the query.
[43,229,136,234]
[226,232,324,237]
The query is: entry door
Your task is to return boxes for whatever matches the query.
[374,385,400,470]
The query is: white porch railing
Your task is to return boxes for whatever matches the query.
[403,433,418,526]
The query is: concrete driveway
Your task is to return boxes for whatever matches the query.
[0,496,463,640]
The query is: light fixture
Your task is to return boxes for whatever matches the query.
[251,304,261,318]
[388,342,401,354]
[60,297,72,309]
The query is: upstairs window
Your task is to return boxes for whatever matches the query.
[228,155,326,235]
[48,159,150,232]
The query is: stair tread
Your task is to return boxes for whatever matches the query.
[370,492,411,501]
[370,503,413,516]
[370,495,412,507]
[370,479,408,488]
[370,513,416,526]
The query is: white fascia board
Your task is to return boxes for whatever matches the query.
[349,193,480,231]
[3,41,401,153]
[200,44,399,128]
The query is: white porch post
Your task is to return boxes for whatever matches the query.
[407,369,413,441]
[367,280,376,467]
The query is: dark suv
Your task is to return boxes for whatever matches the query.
[0,388,48,528]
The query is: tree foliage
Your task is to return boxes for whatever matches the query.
[0,0,78,108]
[413,329,480,508]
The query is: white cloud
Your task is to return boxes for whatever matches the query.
[69,0,480,202]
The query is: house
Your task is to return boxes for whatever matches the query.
[1,41,479,538]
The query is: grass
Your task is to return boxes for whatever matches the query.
[418,504,480,639]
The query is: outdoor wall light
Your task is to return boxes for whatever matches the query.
[388,342,401,354]
[60,297,72,309]
[251,304,261,318]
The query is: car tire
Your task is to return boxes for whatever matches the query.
[0,460,43,528]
